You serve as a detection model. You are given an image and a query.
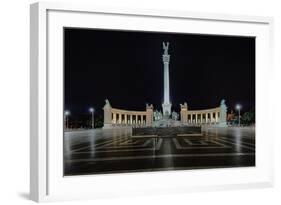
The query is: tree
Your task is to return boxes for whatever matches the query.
[241,108,255,125]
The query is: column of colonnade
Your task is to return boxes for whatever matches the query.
[215,112,218,123]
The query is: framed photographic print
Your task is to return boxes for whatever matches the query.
[30,2,274,202]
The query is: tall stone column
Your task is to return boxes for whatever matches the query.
[103,99,112,129]
[162,42,172,117]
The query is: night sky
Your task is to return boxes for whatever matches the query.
[64,28,255,117]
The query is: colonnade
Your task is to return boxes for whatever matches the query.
[103,99,227,129]
[184,110,220,124]
[111,109,147,126]
[180,101,227,126]
[103,100,153,129]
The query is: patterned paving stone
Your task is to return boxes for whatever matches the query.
[64,127,255,176]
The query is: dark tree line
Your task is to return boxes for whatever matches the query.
[241,108,255,125]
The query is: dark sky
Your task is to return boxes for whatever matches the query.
[64,28,255,117]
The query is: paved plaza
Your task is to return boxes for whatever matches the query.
[64,127,255,176]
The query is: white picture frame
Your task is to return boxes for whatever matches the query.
[30,2,274,202]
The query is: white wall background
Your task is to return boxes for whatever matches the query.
[0,0,280,204]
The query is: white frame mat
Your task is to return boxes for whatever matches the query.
[30,2,274,202]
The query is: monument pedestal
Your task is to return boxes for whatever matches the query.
[162,103,172,117]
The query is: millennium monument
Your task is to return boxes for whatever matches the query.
[103,42,227,128]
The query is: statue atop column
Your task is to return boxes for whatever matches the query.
[163,42,169,55]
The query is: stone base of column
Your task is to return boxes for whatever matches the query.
[102,123,113,129]
[162,103,172,117]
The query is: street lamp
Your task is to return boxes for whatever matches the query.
[65,110,70,129]
[89,107,95,129]
[235,104,241,126]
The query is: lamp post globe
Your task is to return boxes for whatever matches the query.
[64,110,70,129]
[89,107,95,129]
[235,104,241,127]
